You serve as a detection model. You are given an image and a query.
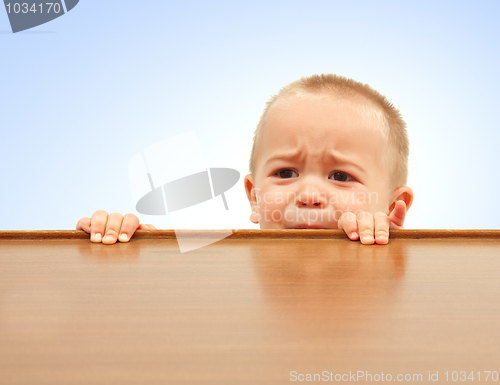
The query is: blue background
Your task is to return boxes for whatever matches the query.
[1,0,499,230]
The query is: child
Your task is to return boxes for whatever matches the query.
[76,74,413,245]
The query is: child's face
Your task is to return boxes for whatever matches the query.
[245,93,398,229]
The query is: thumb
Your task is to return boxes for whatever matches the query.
[389,200,407,229]
[138,223,157,230]
[76,217,91,233]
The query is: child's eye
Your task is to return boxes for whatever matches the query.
[275,169,298,178]
[329,171,356,182]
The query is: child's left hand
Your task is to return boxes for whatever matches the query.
[337,200,407,245]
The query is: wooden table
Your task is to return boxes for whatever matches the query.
[1,230,499,384]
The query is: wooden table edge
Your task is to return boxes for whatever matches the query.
[0,229,499,240]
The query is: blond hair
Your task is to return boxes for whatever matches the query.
[249,74,409,188]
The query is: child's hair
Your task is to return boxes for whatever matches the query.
[249,74,409,189]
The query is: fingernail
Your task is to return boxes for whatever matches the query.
[351,232,358,239]
[377,234,388,241]
[144,225,150,229]
[119,233,128,242]
[93,233,102,241]
[362,235,373,243]
[103,235,114,242]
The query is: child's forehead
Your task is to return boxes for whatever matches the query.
[252,92,391,177]
[271,91,384,117]
[263,92,389,140]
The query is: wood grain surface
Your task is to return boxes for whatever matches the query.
[1,232,499,384]
[1,229,500,240]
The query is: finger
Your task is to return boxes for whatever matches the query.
[76,217,91,233]
[102,212,124,245]
[374,212,391,245]
[338,211,359,240]
[388,200,407,228]
[138,223,157,230]
[89,210,109,243]
[117,214,140,243]
[356,211,375,245]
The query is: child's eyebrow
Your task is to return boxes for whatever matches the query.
[265,150,366,175]
[264,150,304,166]
[325,150,367,176]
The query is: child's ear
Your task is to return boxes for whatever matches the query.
[244,174,259,224]
[387,186,414,215]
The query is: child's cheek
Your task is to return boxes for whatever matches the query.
[256,190,289,227]
[332,190,378,212]
[325,194,372,224]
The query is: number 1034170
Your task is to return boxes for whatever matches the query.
[444,371,499,382]
[5,3,62,14]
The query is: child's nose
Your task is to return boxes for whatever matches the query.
[296,184,327,208]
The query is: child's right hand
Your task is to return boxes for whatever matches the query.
[76,210,156,245]
[337,201,407,245]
